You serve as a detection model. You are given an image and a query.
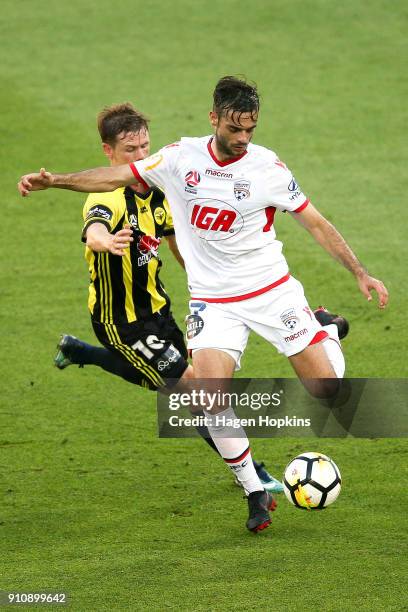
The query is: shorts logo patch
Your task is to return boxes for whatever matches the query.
[186,302,206,340]
[234,180,251,201]
[186,314,204,340]
[157,345,181,371]
[280,308,299,330]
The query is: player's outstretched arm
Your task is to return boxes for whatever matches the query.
[293,203,389,309]
[18,164,135,197]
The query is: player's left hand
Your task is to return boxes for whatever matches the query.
[357,273,389,309]
[18,168,54,196]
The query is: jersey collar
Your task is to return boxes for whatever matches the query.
[207,137,248,167]
[129,185,152,199]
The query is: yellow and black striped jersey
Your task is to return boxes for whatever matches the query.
[82,186,174,324]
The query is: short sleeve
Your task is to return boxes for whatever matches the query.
[129,142,180,192]
[82,191,123,241]
[266,157,309,213]
[162,196,175,236]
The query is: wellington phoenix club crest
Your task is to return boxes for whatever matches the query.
[234,180,251,201]
[280,308,299,330]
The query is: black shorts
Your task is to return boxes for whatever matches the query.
[92,312,188,391]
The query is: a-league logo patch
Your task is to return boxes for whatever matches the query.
[185,170,201,194]
[185,170,201,185]
[234,180,250,201]
[128,213,139,228]
[280,308,299,330]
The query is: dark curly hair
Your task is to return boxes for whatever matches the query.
[213,76,260,122]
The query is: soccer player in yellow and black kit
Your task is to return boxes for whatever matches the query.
[56,104,190,388]
[54,102,285,492]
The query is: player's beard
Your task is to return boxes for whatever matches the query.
[215,131,247,159]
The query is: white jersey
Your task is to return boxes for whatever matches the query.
[130,136,309,301]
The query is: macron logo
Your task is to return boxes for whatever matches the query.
[205,168,233,179]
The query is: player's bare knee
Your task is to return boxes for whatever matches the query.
[301,378,341,399]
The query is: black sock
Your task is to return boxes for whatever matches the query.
[194,412,219,452]
[70,341,143,385]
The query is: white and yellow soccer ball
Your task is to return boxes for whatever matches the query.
[283,452,341,510]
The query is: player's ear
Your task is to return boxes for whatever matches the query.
[102,142,113,160]
[209,111,218,129]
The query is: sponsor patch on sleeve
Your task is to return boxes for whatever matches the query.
[85,205,113,222]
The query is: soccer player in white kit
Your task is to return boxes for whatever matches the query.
[18,76,388,533]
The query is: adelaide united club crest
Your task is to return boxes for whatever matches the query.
[233,180,251,201]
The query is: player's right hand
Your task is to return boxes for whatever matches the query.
[357,273,389,309]
[107,224,134,256]
[18,168,54,196]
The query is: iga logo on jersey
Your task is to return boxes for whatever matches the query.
[185,170,201,194]
[234,180,251,201]
[188,199,244,241]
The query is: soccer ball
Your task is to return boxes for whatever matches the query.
[283,452,341,510]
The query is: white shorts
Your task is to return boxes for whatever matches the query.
[186,276,326,369]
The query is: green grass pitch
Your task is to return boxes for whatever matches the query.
[1,0,407,609]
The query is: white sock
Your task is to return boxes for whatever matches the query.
[203,407,263,494]
[323,324,345,378]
